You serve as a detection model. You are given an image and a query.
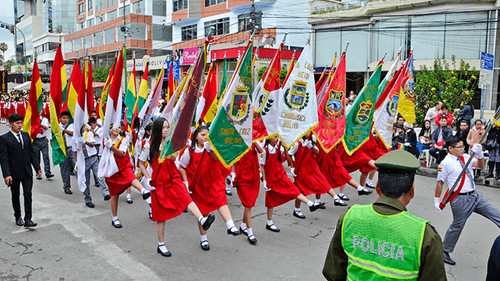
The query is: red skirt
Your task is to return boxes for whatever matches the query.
[294,144,332,196]
[234,148,260,208]
[339,145,374,173]
[317,147,352,188]
[191,152,228,215]
[265,176,301,208]
[364,135,387,160]
[150,158,193,222]
[105,154,137,196]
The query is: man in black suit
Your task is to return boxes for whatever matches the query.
[0,113,42,227]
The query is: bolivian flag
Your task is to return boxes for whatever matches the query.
[49,45,68,165]
[132,62,148,129]
[23,60,43,140]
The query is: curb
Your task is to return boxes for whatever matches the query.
[417,167,500,188]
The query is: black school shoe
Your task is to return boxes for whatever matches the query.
[293,210,306,219]
[266,224,280,232]
[227,226,241,235]
[200,240,210,251]
[248,235,257,245]
[157,246,171,257]
[201,213,215,231]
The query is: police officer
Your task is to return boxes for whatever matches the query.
[323,150,446,281]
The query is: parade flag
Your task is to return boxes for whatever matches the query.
[49,45,67,165]
[342,59,383,155]
[132,62,148,129]
[98,62,115,119]
[315,52,346,152]
[85,59,94,116]
[377,52,401,100]
[398,53,416,124]
[208,40,254,167]
[161,66,192,123]
[124,64,137,128]
[204,56,227,123]
[494,110,500,127]
[73,67,88,192]
[282,50,296,86]
[167,58,175,103]
[138,64,164,120]
[159,46,206,161]
[64,60,81,121]
[195,64,217,124]
[373,66,407,149]
[102,48,124,138]
[317,54,338,103]
[315,68,327,92]
[23,60,43,140]
[277,41,318,148]
[252,43,282,141]
[374,56,409,149]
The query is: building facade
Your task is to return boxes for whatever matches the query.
[309,0,500,112]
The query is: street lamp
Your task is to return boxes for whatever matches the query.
[15,26,27,82]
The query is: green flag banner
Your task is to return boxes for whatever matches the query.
[342,60,383,155]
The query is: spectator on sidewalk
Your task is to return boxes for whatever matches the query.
[455,120,470,153]
[457,100,474,129]
[417,120,433,160]
[430,116,453,164]
[435,104,453,127]
[425,101,443,131]
[485,124,500,179]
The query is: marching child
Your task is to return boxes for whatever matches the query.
[261,136,321,233]
[178,125,240,251]
[102,123,151,228]
[138,118,215,257]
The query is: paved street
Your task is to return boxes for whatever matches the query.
[0,124,499,281]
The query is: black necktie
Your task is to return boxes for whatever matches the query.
[17,133,24,149]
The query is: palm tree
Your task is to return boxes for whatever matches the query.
[0,42,7,66]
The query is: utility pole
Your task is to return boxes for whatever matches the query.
[121,0,128,93]
[250,0,256,32]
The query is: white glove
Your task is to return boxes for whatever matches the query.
[263,180,271,192]
[290,167,297,177]
[471,144,484,159]
[404,142,410,147]
[203,141,211,151]
[184,181,191,194]
[304,140,313,149]
[104,139,112,149]
[85,124,91,130]
[434,197,442,213]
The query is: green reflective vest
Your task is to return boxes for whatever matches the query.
[341,204,427,281]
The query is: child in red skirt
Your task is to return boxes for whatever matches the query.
[314,144,372,205]
[288,133,347,219]
[261,137,321,232]
[363,132,390,189]
[103,124,151,228]
[233,142,263,245]
[138,118,215,257]
[338,141,377,192]
[178,125,240,251]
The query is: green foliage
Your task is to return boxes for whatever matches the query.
[3,59,16,73]
[93,65,111,82]
[257,66,288,84]
[414,57,478,126]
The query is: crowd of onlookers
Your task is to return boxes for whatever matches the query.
[391,100,500,180]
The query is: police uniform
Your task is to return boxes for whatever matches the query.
[323,150,446,281]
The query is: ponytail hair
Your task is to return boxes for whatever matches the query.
[149,117,167,161]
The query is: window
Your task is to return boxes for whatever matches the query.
[107,0,117,8]
[204,18,229,37]
[181,24,197,41]
[78,23,84,30]
[238,12,262,32]
[173,0,188,12]
[132,0,144,14]
[204,0,226,7]
[87,19,94,27]
[152,0,166,16]
[95,0,105,12]
[107,10,116,21]
[78,3,84,15]
[118,5,130,17]
[74,38,81,51]
[104,27,115,44]
[88,0,93,11]
[83,35,91,49]
[93,32,102,47]
[63,40,72,53]
[152,24,171,41]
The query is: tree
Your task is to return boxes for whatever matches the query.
[414,57,479,126]
[0,42,7,66]
[93,65,111,82]
[257,66,288,84]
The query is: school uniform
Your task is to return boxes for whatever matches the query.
[141,143,193,222]
[33,117,51,177]
[105,136,137,196]
[16,101,26,118]
[262,143,301,208]
[82,130,109,203]
[316,146,352,188]
[338,144,375,173]
[233,144,260,208]
[59,122,74,193]
[178,145,228,215]
[289,139,332,196]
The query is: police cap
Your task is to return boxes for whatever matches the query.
[375,150,420,175]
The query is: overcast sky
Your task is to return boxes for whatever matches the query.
[0,1,15,61]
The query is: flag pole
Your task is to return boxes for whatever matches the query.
[344,42,350,53]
